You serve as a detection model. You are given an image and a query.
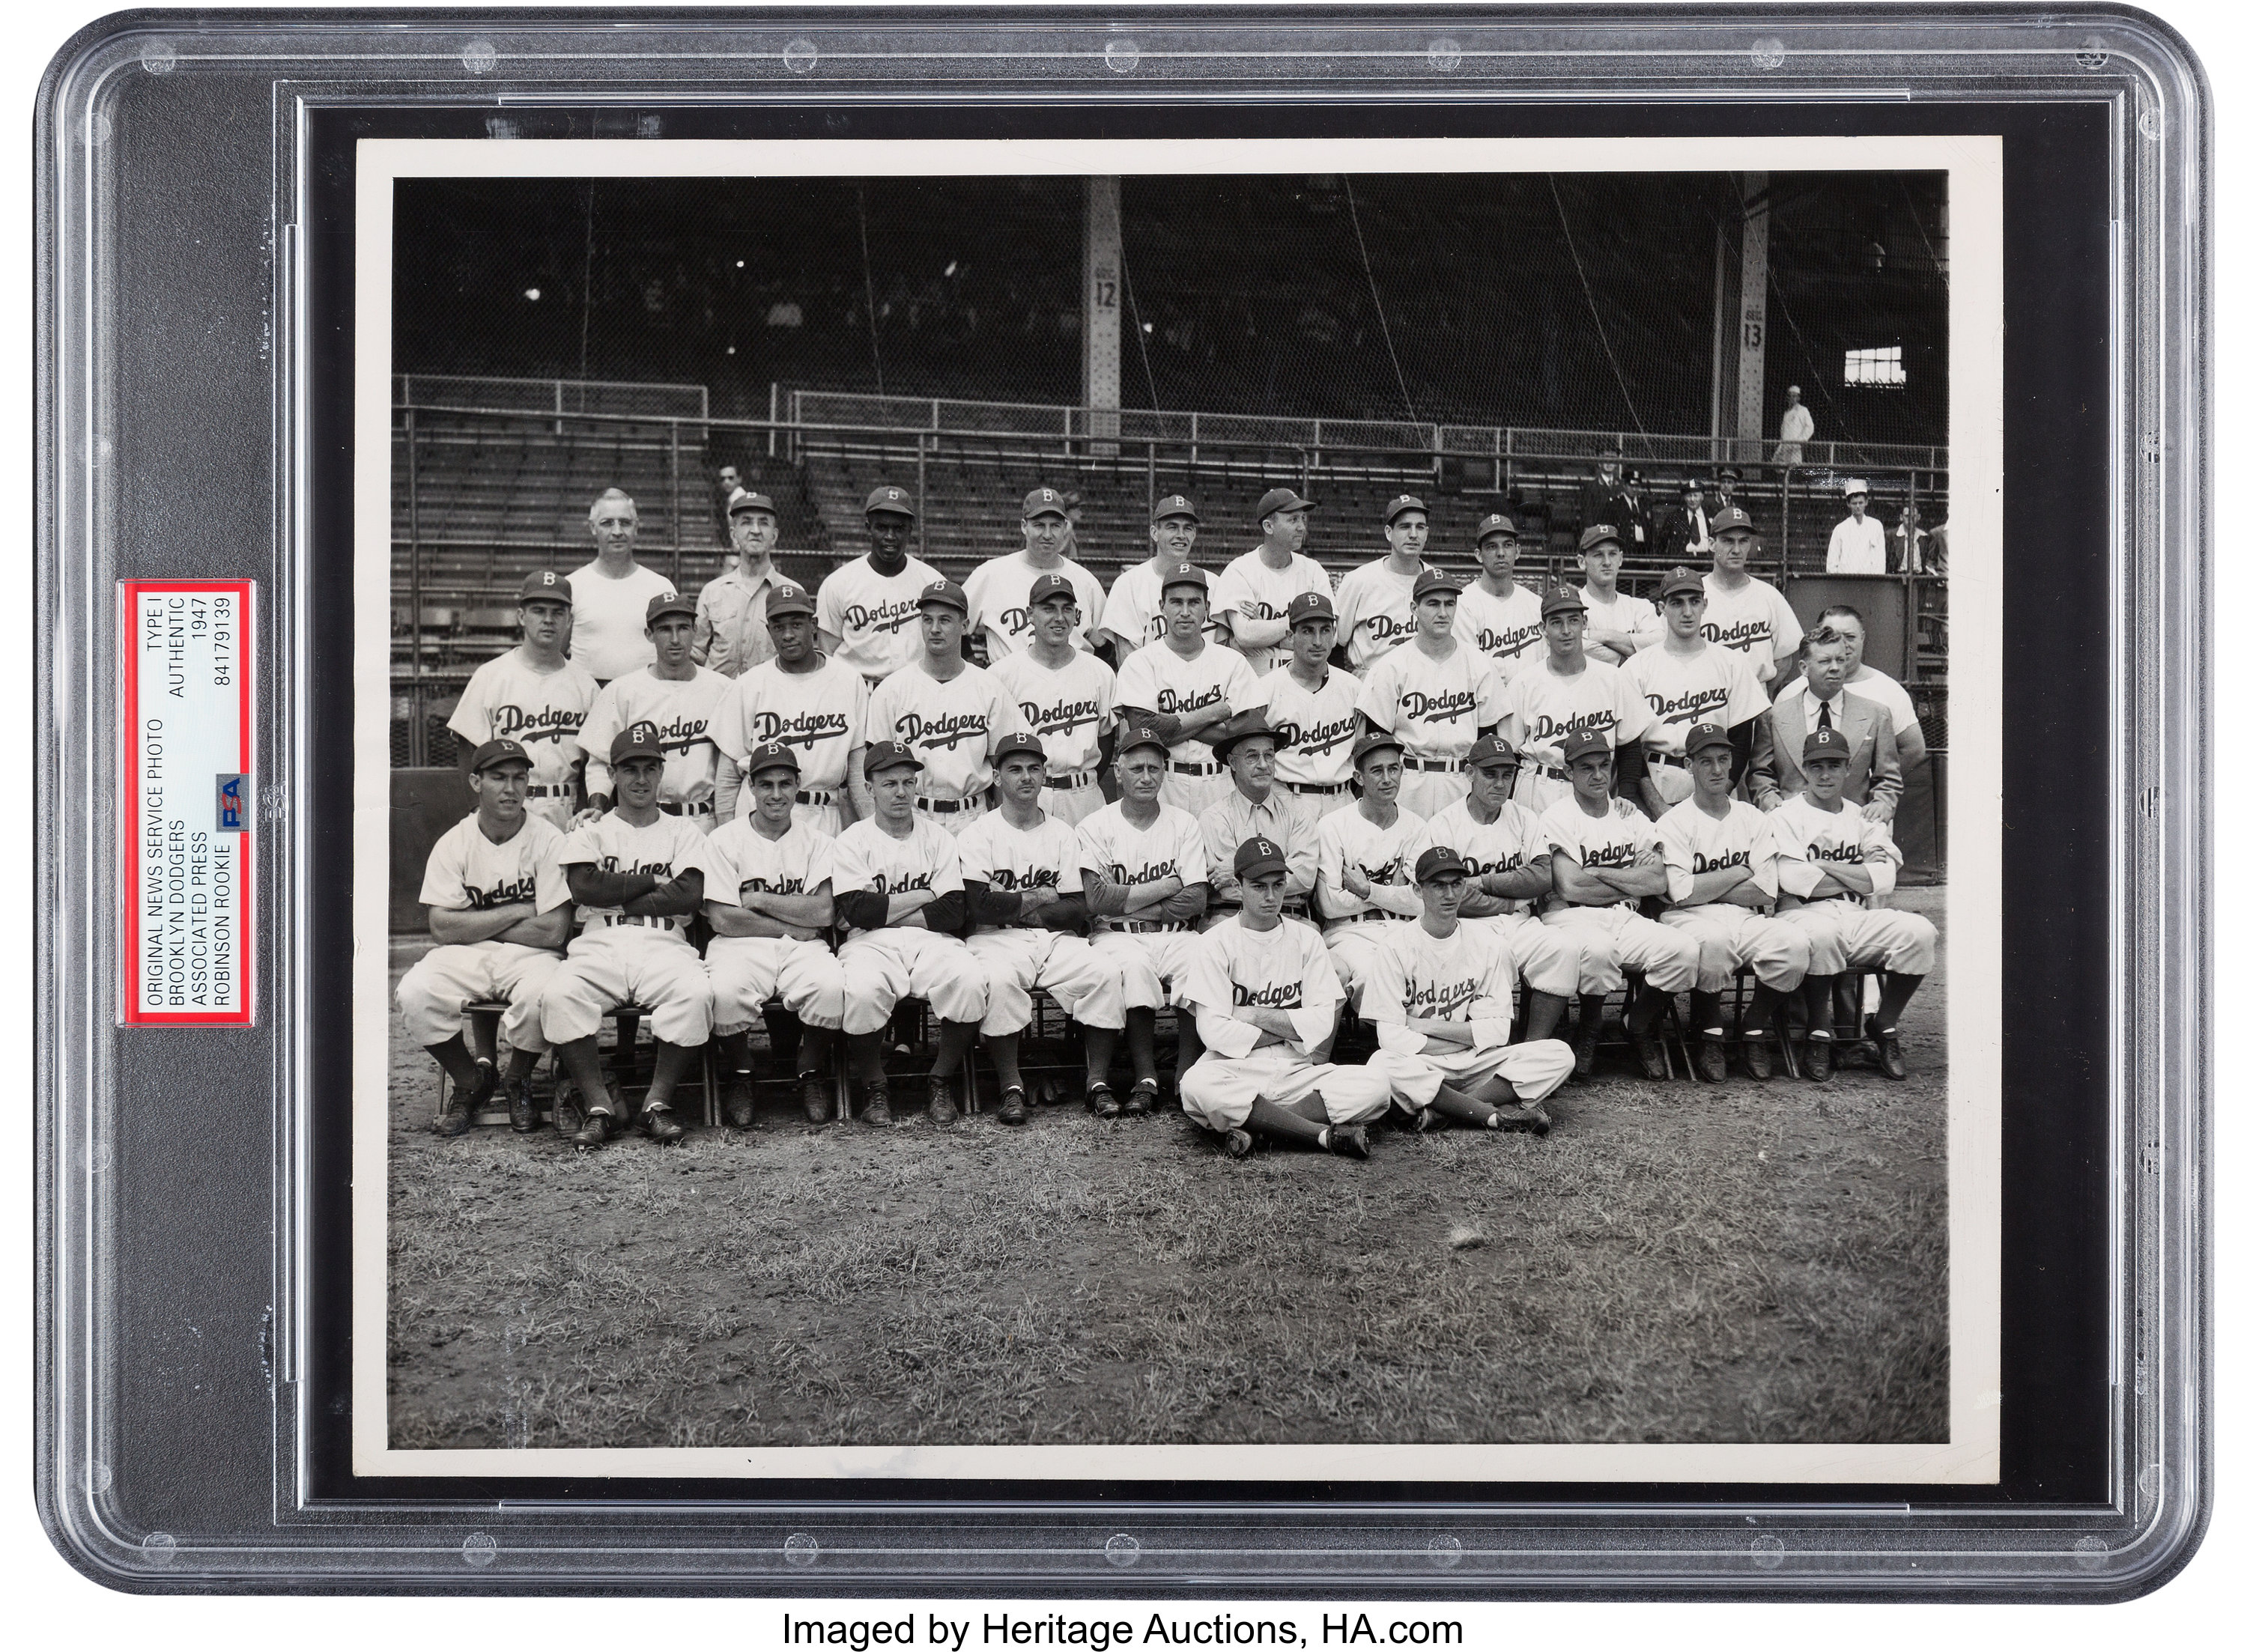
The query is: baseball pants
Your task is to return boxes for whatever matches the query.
[527,796,579,833]
[539,926,715,1047]
[1777,899,1938,978]
[1541,904,1698,996]
[1659,903,1812,994]
[1158,767,1233,819]
[1323,919,1412,1004]
[1280,781,1358,820]
[836,928,990,1034]
[1088,927,1201,1011]
[1507,767,1572,818]
[395,940,564,1053]
[788,798,850,839]
[1466,913,1585,999]
[914,795,987,838]
[1040,773,1107,827]
[1642,759,1696,809]
[965,927,1126,1036]
[1179,1048,1393,1132]
[1397,768,1469,820]
[704,933,847,1037]
[1371,1038,1577,1113]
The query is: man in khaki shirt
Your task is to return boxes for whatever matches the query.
[694,488,791,678]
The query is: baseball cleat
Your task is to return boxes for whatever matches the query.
[571,1109,612,1150]
[640,1103,685,1144]
[996,1086,1029,1126]
[1326,1123,1371,1161]
[799,1075,832,1126]
[1875,1029,1908,1081]
[1803,1033,1835,1083]
[436,1058,497,1136]
[1488,1102,1550,1136]
[551,1081,584,1140]
[926,1075,959,1125]
[1740,1031,1775,1081]
[1631,1031,1669,1083]
[1695,1032,1727,1084]
[858,1086,894,1129]
[1122,1079,1159,1117]
[721,1072,759,1130]
[505,1078,539,1134]
[1222,1128,1255,1159]
[1571,1018,1600,1078]
[1086,1082,1122,1120]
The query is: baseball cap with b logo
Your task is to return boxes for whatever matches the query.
[1467,734,1520,770]
[1152,494,1200,523]
[863,740,924,776]
[611,721,667,765]
[1412,568,1461,603]
[1028,571,1078,608]
[1658,566,1707,600]
[1541,583,1589,618]
[1384,494,1430,523]
[1414,845,1470,883]
[1711,505,1756,535]
[1476,513,1520,541]
[918,577,970,616]
[1683,721,1732,756]
[992,732,1048,766]
[864,485,918,517]
[1287,591,1338,629]
[470,737,533,774]
[727,486,779,517]
[1802,726,1854,763]
[1559,729,1614,766]
[645,590,695,625]
[764,582,816,619]
[1022,486,1070,519]
[519,568,573,601]
[1578,522,1623,551]
[746,741,801,777]
[1254,486,1317,520]
[1234,835,1291,883]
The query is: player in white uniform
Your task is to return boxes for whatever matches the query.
[1702,505,1804,684]
[1497,583,1655,816]
[1332,494,1437,669]
[575,592,730,833]
[1356,570,1507,819]
[542,723,722,1148]
[1654,721,1810,1081]
[1077,720,1212,1116]
[1455,514,1546,669]
[1094,494,1201,663]
[990,571,1116,826]
[709,580,867,839]
[1361,846,1577,1135]
[1177,837,1393,1161]
[1538,729,1698,1081]
[1211,487,1332,675]
[1264,591,1361,819]
[963,485,1108,664]
[446,569,601,830]
[828,741,990,1126]
[700,740,849,1129]
[1112,564,1267,819]
[1314,731,1431,1006]
[1421,735,1584,1042]
[1622,567,1770,813]
[958,733,1128,1126]
[1769,727,1938,1082]
[1197,708,1318,923]
[566,489,679,684]
[816,485,941,685]
[1577,523,1660,666]
[864,577,1019,836]
[396,738,573,1135]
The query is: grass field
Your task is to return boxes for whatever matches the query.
[384,889,1947,1452]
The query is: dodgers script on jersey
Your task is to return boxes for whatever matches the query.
[564,562,677,682]
[1699,574,1805,681]
[1076,803,1209,904]
[418,813,572,916]
[830,816,966,911]
[1315,804,1431,923]
[957,810,1085,899]
[446,651,600,801]
[1101,559,1187,653]
[963,552,1107,661]
[1211,550,1333,672]
[578,666,730,810]
[1183,916,1348,1037]
[866,661,1019,801]
[1656,797,1780,905]
[554,810,721,926]
[1456,582,1546,666]
[711,657,869,794]
[1332,559,1421,665]
[990,649,1115,777]
[705,815,837,905]
[1502,656,1655,768]
[1112,640,1268,768]
[1267,665,1362,788]
[816,551,940,681]
[1358,920,1518,1045]
[1425,798,1548,915]
[1623,643,1770,753]
[1358,644,1505,760]
[1766,794,1902,899]
[1539,791,1662,878]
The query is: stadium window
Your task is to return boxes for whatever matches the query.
[1844,345,1906,387]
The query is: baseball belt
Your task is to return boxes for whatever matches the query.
[1285,780,1353,795]
[588,914,680,932]
[659,800,716,818]
[1111,919,1188,934]
[1648,752,1692,770]
[1168,759,1219,776]
[1401,756,1466,774]
[1326,911,1404,928]
[1041,769,1097,790]
[524,784,569,798]
[1529,760,1570,780]
[1804,891,1870,908]
[796,789,840,807]
[915,795,981,814]
[1209,899,1312,919]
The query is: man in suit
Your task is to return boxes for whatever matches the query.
[1574,452,1649,556]
[1655,478,1714,565]
[1750,626,1903,822]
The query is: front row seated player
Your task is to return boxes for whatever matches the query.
[1768,726,1938,1082]
[396,737,573,1135]
[1361,846,1578,1135]
[701,739,849,1128]
[1314,729,1431,1006]
[542,721,721,1149]
[1177,837,1395,1161]
[958,732,1126,1126]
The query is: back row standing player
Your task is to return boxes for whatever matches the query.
[816,485,940,685]
[1454,512,1547,669]
[865,576,1019,836]
[989,572,1117,825]
[709,580,868,836]
[1333,494,1436,668]
[446,569,600,830]
[1099,493,1203,661]
[963,486,1107,663]
[574,592,729,832]
[567,489,679,686]
[1210,487,1332,674]
[1264,592,1361,819]
[1113,564,1266,818]
[1496,582,1653,816]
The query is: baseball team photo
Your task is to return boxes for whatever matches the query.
[354,137,1995,1480]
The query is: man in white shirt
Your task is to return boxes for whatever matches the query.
[1825,481,1888,574]
[816,484,941,685]
[864,577,1019,835]
[1577,523,1659,666]
[1265,592,1361,819]
[694,487,791,678]
[445,568,601,830]
[1356,570,1506,819]
[1702,505,1804,684]
[1780,603,1929,777]
[1198,708,1317,922]
[1775,383,1815,466]
[1112,564,1266,818]
[963,485,1107,663]
[1094,494,1201,663]
[567,488,679,684]
[1333,494,1436,669]
[990,571,1116,825]
[574,592,731,832]
[1314,730,1430,1007]
[1455,513,1545,669]
[1212,487,1332,674]
[709,581,868,837]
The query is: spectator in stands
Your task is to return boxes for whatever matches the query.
[1711,467,1746,514]
[1656,478,1714,566]
[1892,502,1929,573]
[1780,603,1929,780]
[1775,385,1815,466]
[567,490,679,686]
[709,464,742,549]
[1574,451,1649,556]
[1097,493,1202,663]
[1825,481,1888,574]
[694,488,791,678]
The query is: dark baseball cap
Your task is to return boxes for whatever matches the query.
[518,568,572,601]
[1351,729,1405,766]
[1022,485,1070,520]
[1476,513,1520,542]
[611,721,667,765]
[1467,734,1520,771]
[645,590,695,625]
[918,577,970,615]
[1801,726,1853,764]
[470,737,533,774]
[863,739,924,775]
[1255,487,1317,520]
[992,732,1048,766]
[863,485,918,518]
[1578,522,1622,551]
[727,487,778,517]
[1384,494,1431,524]
[1234,835,1290,884]
[1152,494,1200,523]
[1212,707,1291,762]
[1657,567,1706,601]
[745,740,801,777]
[1559,729,1613,766]
[1412,568,1461,603]
[1160,564,1211,595]
[1711,505,1756,535]
[1541,584,1589,618]
[1413,845,1469,884]
[1027,571,1078,607]
[764,581,816,619]
[1287,591,1338,628]
[1115,719,1170,760]
[1683,721,1732,757]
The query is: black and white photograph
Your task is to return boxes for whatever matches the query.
[353,136,2001,1482]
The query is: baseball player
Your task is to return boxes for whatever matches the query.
[963,485,1107,664]
[543,722,721,1148]
[1112,564,1267,818]
[1177,837,1393,1160]
[828,741,991,1126]
[700,741,848,1127]
[1655,722,1810,1081]
[1421,735,1584,1043]
[575,592,730,833]
[990,571,1117,825]
[1577,523,1660,666]
[1264,591,1362,819]
[710,580,868,837]
[1495,584,1655,816]
[446,569,601,830]
[1332,494,1436,669]
[567,489,679,684]
[1355,570,1507,819]
[864,577,1019,835]
[958,733,1127,1126]
[1702,505,1804,684]
[694,486,791,678]
[1361,846,1578,1135]
[1314,730,1432,1006]
[1825,481,1887,574]
[397,738,572,1135]
[1622,567,1771,813]
[816,485,941,685]
[1094,494,1201,663]
[1537,729,1698,1081]
[1210,487,1332,674]
[1076,719,1212,1117]
[1197,708,1318,921]
[1768,727,1938,1082]
[1455,514,1546,669]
